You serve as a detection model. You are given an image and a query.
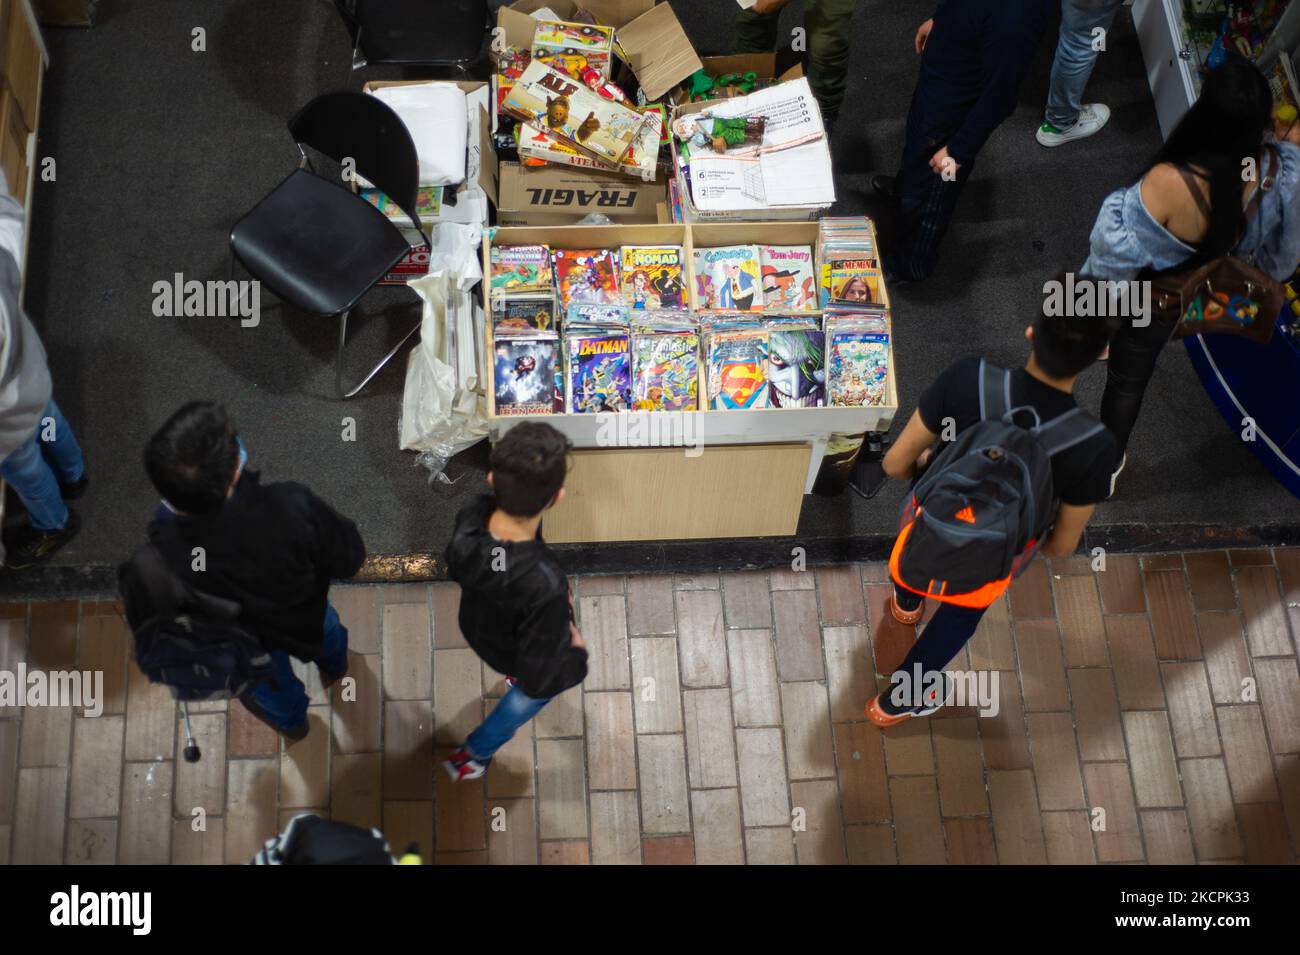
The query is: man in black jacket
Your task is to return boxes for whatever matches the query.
[119,401,366,740]
[442,422,587,782]
[873,0,1053,281]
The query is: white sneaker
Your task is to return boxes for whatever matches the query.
[1108,452,1127,499]
[1036,103,1111,147]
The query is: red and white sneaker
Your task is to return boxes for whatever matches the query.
[505,675,519,688]
[442,747,490,782]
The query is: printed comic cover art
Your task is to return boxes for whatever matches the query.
[490,244,554,294]
[767,328,826,408]
[567,334,631,413]
[692,245,763,312]
[531,20,615,80]
[760,245,818,312]
[495,339,562,415]
[501,61,650,168]
[633,332,700,411]
[567,302,630,329]
[553,248,620,308]
[360,187,442,222]
[827,332,890,407]
[707,331,770,410]
[493,296,556,335]
[621,246,686,311]
[827,256,884,306]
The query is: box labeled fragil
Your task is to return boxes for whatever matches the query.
[497,162,665,226]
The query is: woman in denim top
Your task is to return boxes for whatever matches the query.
[1080,54,1300,494]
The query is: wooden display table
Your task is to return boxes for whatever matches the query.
[482,221,899,543]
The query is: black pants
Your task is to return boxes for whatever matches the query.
[1099,316,1173,458]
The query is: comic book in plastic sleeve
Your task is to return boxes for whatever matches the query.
[767,327,826,408]
[706,329,770,410]
[826,318,891,407]
[566,332,632,413]
[494,336,562,415]
[621,246,686,311]
[552,248,621,309]
[759,245,817,312]
[490,244,554,294]
[567,302,630,333]
[632,330,700,411]
[501,61,651,169]
[493,294,558,337]
[691,245,763,311]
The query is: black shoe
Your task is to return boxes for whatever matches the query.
[4,509,81,570]
[59,473,88,501]
[239,696,309,742]
[320,658,349,691]
[871,174,896,199]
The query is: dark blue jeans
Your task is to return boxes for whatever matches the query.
[242,602,349,732]
[892,584,988,678]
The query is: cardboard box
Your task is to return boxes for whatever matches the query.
[497,162,666,225]
[32,0,94,26]
[497,0,702,102]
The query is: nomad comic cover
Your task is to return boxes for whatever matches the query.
[621,246,687,311]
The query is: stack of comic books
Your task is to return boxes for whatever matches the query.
[564,330,632,413]
[566,303,630,333]
[766,323,826,408]
[494,336,563,416]
[501,61,653,175]
[704,322,769,410]
[621,246,688,311]
[553,248,621,309]
[825,314,891,408]
[691,245,764,312]
[817,218,889,315]
[631,307,701,412]
[759,245,818,312]
[490,244,558,339]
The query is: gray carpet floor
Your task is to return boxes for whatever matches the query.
[16,0,1299,580]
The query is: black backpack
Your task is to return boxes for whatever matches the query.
[890,361,1105,608]
[253,814,397,865]
[120,544,273,702]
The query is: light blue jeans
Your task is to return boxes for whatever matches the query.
[466,683,551,761]
[1044,0,1127,130]
[0,399,85,531]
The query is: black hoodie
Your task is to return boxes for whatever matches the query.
[445,495,588,699]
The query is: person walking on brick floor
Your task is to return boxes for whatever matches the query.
[866,304,1116,726]
[0,168,87,569]
[733,0,857,133]
[1034,0,1127,148]
[871,0,1053,282]
[442,421,587,782]
[119,400,365,740]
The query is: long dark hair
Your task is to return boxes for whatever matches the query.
[1150,53,1273,257]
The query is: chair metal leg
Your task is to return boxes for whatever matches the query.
[335,308,422,399]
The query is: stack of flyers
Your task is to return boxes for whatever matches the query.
[360,187,442,223]
[632,330,701,411]
[621,246,687,311]
[566,332,632,413]
[490,244,554,294]
[826,316,891,407]
[495,336,563,415]
[501,61,652,171]
[553,248,620,308]
[692,245,763,312]
[818,217,889,313]
[531,20,615,81]
[566,302,630,332]
[494,294,558,337]
[767,326,826,408]
[760,245,818,312]
[707,329,770,410]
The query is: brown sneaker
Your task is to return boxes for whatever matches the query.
[889,595,924,626]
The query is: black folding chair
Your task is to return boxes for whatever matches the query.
[230,91,429,398]
[333,0,490,71]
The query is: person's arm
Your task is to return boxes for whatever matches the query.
[0,168,24,274]
[1040,503,1095,558]
[751,0,793,14]
[305,490,366,580]
[514,591,588,698]
[883,409,940,481]
[943,14,1047,167]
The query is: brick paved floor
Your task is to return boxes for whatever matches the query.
[2,548,1298,864]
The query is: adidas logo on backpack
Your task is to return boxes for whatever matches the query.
[890,361,1105,609]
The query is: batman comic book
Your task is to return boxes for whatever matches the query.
[566,333,631,413]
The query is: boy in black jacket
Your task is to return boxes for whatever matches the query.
[119,401,366,740]
[442,422,587,782]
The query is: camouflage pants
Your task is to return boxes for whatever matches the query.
[734,0,858,123]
